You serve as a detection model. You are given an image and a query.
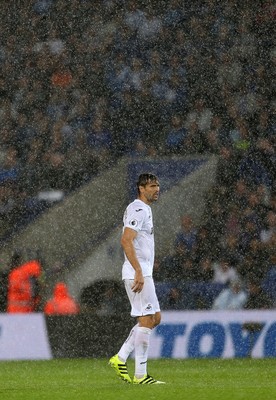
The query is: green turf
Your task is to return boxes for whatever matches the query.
[0,358,275,400]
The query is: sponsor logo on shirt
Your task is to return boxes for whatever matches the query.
[130,219,138,227]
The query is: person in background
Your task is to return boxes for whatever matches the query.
[44,282,79,315]
[7,250,42,313]
[163,286,185,310]
[196,256,214,282]
[174,214,198,256]
[212,255,238,285]
[244,279,273,309]
[212,278,247,310]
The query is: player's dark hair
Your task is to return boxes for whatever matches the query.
[137,173,158,194]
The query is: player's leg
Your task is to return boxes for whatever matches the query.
[133,312,164,384]
[109,279,138,383]
[109,278,164,384]
[117,322,139,362]
[134,311,160,378]
[134,314,154,378]
[115,279,142,362]
[132,278,165,384]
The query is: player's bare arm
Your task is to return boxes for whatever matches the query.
[121,227,144,293]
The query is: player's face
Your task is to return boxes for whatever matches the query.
[140,179,160,204]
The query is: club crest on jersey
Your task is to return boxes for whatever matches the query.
[130,219,138,227]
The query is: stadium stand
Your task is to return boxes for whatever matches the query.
[0,1,275,311]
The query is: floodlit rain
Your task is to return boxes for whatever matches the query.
[0,0,275,364]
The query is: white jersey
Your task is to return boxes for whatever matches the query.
[122,199,155,280]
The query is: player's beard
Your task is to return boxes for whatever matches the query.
[147,192,159,203]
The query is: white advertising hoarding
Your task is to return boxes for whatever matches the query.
[148,310,276,359]
[0,313,52,360]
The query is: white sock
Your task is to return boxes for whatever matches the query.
[118,323,139,363]
[134,326,152,378]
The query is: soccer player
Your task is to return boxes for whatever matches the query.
[109,173,165,384]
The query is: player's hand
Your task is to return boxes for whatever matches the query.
[132,271,144,293]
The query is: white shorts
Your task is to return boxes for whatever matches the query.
[124,276,160,318]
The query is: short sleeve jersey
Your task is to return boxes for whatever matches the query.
[122,199,155,280]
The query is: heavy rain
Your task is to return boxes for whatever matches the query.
[0,1,275,398]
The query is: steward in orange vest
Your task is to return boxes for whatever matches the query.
[7,254,42,313]
[44,282,79,315]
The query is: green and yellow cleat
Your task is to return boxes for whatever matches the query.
[133,374,165,384]
[109,354,132,384]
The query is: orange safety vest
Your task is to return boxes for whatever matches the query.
[44,282,79,315]
[7,260,42,313]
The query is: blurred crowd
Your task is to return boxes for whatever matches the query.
[0,1,275,311]
[1,0,275,240]
[154,184,275,309]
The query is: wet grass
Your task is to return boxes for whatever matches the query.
[0,358,275,400]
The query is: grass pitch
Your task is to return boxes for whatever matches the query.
[0,358,275,400]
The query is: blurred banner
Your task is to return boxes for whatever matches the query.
[149,310,276,359]
[1,311,275,360]
[0,313,52,360]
